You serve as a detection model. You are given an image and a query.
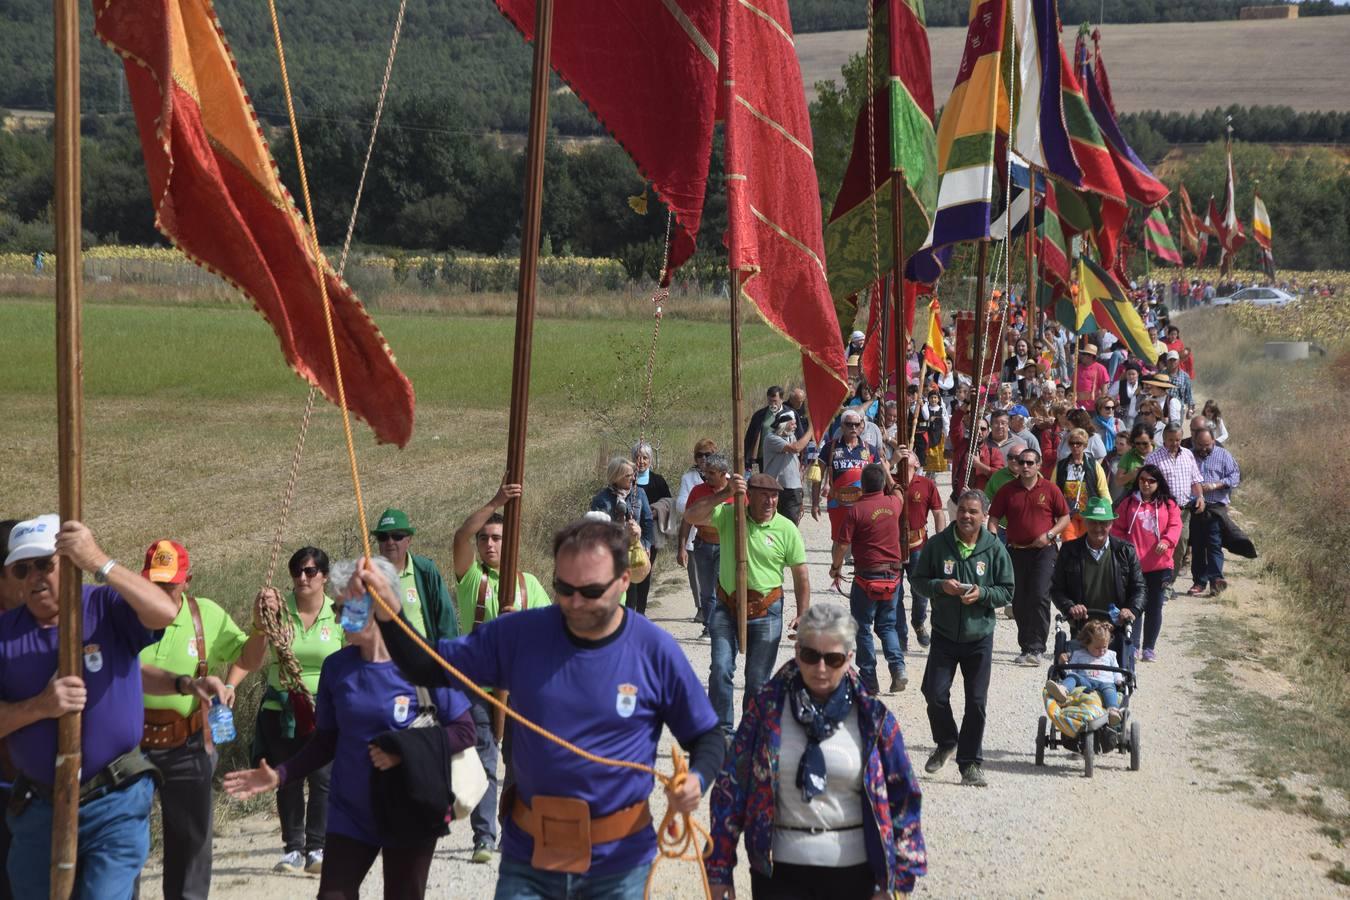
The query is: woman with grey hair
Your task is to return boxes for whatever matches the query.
[590,456,655,613]
[708,603,927,899]
[225,557,475,899]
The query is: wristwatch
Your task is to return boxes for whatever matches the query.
[94,558,117,584]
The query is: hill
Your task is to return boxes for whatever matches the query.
[798,16,1350,113]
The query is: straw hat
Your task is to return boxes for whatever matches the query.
[1079,344,1098,356]
[1143,373,1173,390]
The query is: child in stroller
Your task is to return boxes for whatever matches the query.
[1046,619,1125,725]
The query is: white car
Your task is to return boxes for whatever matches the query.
[1212,286,1297,308]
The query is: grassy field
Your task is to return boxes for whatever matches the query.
[797,17,1350,113]
[0,296,801,765]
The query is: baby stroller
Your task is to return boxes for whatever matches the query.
[1034,612,1140,777]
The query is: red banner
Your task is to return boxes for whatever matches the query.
[954,311,1003,380]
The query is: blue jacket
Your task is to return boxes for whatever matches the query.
[589,486,654,551]
[707,661,927,893]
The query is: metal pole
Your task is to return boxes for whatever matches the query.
[729,273,749,651]
[52,0,83,895]
[891,175,910,552]
[495,0,554,739]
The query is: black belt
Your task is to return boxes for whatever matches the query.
[774,822,864,835]
[14,749,159,807]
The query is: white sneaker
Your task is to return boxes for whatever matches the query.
[305,850,324,874]
[274,851,304,873]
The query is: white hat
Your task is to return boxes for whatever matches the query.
[1165,350,1180,360]
[850,330,865,342]
[6,514,59,566]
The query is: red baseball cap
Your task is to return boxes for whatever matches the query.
[142,539,190,584]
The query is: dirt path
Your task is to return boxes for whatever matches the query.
[140,469,1347,898]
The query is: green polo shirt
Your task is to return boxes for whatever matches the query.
[263,594,342,710]
[141,596,249,717]
[398,554,426,637]
[456,559,551,634]
[710,504,806,594]
[956,537,976,560]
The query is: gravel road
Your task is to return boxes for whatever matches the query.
[142,468,1347,898]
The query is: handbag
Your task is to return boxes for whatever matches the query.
[411,686,488,820]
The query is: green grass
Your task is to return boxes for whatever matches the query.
[1,295,803,772]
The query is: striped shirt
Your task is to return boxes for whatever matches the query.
[1144,446,1203,507]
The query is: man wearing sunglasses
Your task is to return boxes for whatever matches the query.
[909,492,1013,787]
[686,472,811,738]
[370,507,458,643]
[0,514,180,899]
[989,449,1071,666]
[370,518,723,894]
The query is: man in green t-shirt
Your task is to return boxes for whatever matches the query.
[137,540,269,900]
[451,482,550,863]
[371,507,459,642]
[685,472,810,736]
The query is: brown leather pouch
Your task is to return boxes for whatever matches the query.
[717,585,784,620]
[526,795,592,874]
[142,708,199,750]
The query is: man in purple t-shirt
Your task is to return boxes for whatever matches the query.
[0,515,178,899]
[369,517,724,897]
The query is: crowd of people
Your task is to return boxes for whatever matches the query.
[0,297,1251,899]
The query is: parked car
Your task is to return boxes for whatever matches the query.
[1212,286,1296,308]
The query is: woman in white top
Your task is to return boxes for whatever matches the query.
[707,604,926,899]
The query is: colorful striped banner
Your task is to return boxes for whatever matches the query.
[1079,255,1157,364]
[1144,207,1182,266]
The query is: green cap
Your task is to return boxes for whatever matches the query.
[372,508,415,535]
[1080,496,1116,522]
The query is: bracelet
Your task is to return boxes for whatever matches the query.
[94,558,117,584]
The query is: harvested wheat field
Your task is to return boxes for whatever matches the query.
[798,16,1350,113]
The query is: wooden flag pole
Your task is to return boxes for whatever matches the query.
[729,271,749,651]
[890,175,910,550]
[52,0,84,895]
[1026,178,1039,340]
[968,240,990,466]
[495,0,554,741]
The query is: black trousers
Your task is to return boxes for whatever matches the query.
[1010,544,1057,654]
[777,488,804,525]
[750,860,876,900]
[256,708,330,854]
[0,786,11,900]
[138,733,216,900]
[921,632,994,768]
[316,831,437,900]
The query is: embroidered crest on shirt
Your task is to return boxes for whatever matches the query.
[393,694,411,723]
[186,639,198,658]
[83,643,103,673]
[975,561,987,576]
[319,626,332,642]
[943,559,955,575]
[615,683,638,718]
[405,588,419,605]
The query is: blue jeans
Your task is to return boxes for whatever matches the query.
[906,549,929,630]
[692,541,720,625]
[707,598,783,736]
[848,576,905,682]
[1190,507,1225,586]
[7,773,154,900]
[495,855,651,899]
[1062,673,1121,709]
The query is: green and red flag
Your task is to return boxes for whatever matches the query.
[1039,181,1072,290]
[1059,35,1126,267]
[95,0,415,445]
[826,0,938,339]
[1081,25,1168,208]
[1079,255,1157,364]
[1144,207,1182,266]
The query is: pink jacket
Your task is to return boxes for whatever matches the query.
[1111,494,1183,573]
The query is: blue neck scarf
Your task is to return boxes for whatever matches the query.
[635,469,651,487]
[788,670,854,802]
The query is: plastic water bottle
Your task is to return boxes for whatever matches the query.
[340,591,372,633]
[208,698,236,744]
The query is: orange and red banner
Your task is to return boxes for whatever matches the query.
[953,311,1003,380]
[720,0,848,437]
[95,0,414,445]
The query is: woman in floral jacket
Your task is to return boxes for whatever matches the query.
[706,604,926,899]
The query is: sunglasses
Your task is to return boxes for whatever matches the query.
[10,557,56,578]
[1136,476,1157,485]
[1069,441,1087,447]
[552,575,619,600]
[842,421,863,427]
[1015,459,1039,466]
[292,565,323,579]
[798,646,849,669]
[1102,405,1116,411]
[374,531,410,542]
